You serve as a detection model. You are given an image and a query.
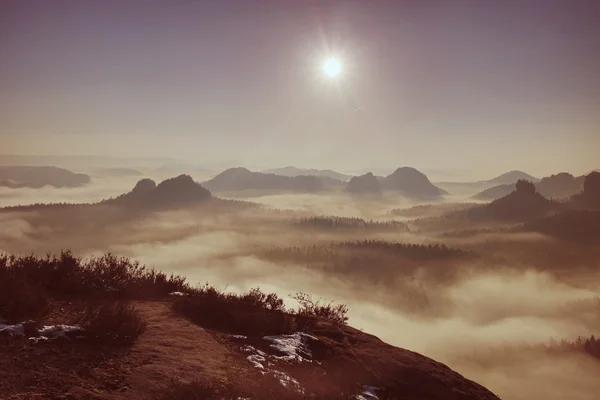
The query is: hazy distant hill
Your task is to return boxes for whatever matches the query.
[0,166,90,188]
[264,166,353,181]
[486,170,539,185]
[345,172,382,195]
[381,167,447,199]
[473,184,515,200]
[523,171,600,240]
[435,170,538,196]
[92,167,145,177]
[468,180,560,221]
[568,171,600,209]
[474,173,585,201]
[107,175,211,208]
[202,167,340,193]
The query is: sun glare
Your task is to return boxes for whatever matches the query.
[323,57,342,78]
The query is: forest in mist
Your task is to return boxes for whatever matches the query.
[1,167,599,400]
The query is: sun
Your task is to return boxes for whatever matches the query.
[323,57,342,78]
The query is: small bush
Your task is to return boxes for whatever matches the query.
[291,293,349,325]
[0,251,191,301]
[172,285,294,337]
[77,300,147,345]
[0,270,49,324]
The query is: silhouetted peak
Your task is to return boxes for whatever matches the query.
[486,170,539,185]
[148,175,211,205]
[583,171,600,204]
[389,166,425,178]
[515,179,536,196]
[381,167,446,198]
[156,174,194,187]
[132,178,157,194]
[219,167,252,177]
[346,172,381,194]
[544,172,575,182]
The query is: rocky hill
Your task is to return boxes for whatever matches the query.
[475,172,585,201]
[202,167,338,193]
[107,175,211,208]
[0,250,500,400]
[0,166,91,188]
[381,167,447,199]
[345,172,382,195]
[486,170,539,185]
[264,166,353,182]
[469,179,560,221]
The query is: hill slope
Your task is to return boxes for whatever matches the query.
[264,166,353,182]
[345,172,382,195]
[486,170,539,185]
[202,167,339,193]
[107,175,211,208]
[0,166,91,188]
[381,167,447,199]
[102,302,501,399]
[475,172,585,200]
[468,180,560,221]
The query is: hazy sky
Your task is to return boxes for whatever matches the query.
[1,0,599,178]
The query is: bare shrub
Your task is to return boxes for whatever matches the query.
[172,285,294,337]
[0,251,191,300]
[0,258,49,324]
[291,293,349,325]
[76,300,147,345]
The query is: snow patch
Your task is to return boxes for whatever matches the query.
[39,324,83,339]
[231,334,247,340]
[0,322,25,336]
[272,370,302,392]
[0,322,82,341]
[241,337,313,393]
[168,291,187,296]
[262,332,317,362]
[247,354,266,369]
[357,386,379,400]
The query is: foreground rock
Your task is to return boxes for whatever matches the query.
[1,302,499,399]
[228,319,500,399]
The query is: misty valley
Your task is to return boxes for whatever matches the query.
[1,164,599,400]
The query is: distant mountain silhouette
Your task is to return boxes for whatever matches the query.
[108,175,211,208]
[264,166,353,181]
[569,171,600,209]
[473,184,515,200]
[485,170,539,185]
[582,171,600,206]
[93,168,144,177]
[345,172,382,195]
[474,172,585,200]
[435,170,538,194]
[380,167,447,199]
[469,180,560,221]
[0,166,90,188]
[202,167,340,193]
